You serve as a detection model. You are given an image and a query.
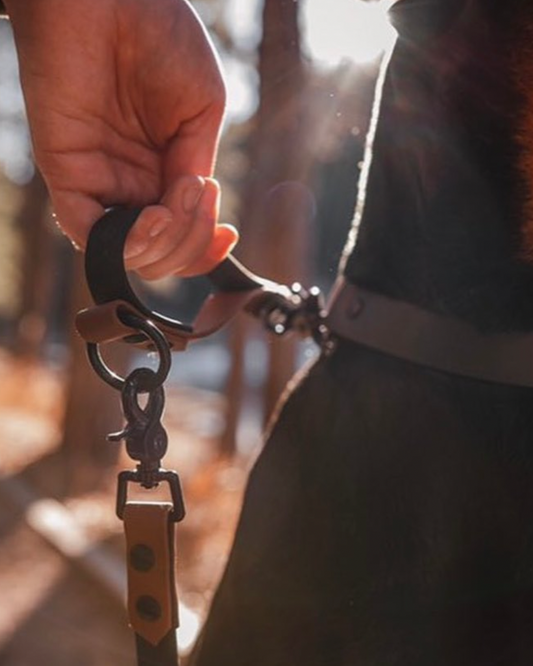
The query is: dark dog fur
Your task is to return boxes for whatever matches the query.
[346,0,533,332]
[191,1,533,664]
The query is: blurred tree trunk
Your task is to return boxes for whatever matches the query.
[12,169,54,358]
[220,311,248,455]
[221,0,315,454]
[60,253,131,494]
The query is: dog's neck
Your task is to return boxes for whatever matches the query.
[343,0,533,333]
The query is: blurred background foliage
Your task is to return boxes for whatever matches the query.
[0,1,392,663]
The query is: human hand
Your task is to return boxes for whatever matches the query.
[5,0,238,279]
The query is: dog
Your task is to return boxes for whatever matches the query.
[191,2,533,664]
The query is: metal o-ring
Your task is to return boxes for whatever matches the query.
[86,312,171,392]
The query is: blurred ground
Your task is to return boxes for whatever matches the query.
[0,350,255,665]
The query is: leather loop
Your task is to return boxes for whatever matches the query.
[123,502,178,646]
[75,288,282,349]
[76,301,154,345]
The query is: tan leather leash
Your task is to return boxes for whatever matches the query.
[76,208,324,353]
[76,207,324,666]
[123,502,179,666]
[85,307,185,666]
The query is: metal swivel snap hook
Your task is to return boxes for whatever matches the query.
[108,368,169,472]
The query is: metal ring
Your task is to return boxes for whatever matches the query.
[87,312,171,392]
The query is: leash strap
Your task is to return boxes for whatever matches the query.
[76,206,326,666]
[123,502,179,666]
[76,207,304,351]
[326,277,533,388]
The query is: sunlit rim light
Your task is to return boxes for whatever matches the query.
[303,0,397,68]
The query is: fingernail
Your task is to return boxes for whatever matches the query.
[183,182,204,214]
[198,180,219,217]
[125,239,149,259]
[149,216,171,238]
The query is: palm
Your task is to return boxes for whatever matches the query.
[8,0,234,277]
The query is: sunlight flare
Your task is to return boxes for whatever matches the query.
[303,0,397,67]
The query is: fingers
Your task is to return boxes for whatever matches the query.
[176,224,239,277]
[52,172,237,279]
[127,177,238,280]
[124,175,205,268]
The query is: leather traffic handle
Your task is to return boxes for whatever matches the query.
[76,206,292,349]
